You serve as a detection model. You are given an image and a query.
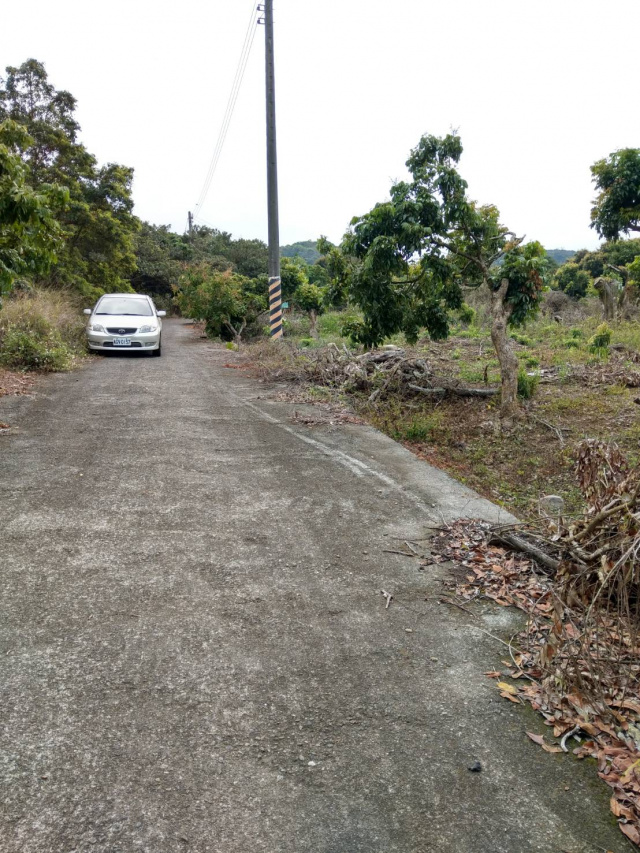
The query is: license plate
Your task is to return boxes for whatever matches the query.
[112,337,132,346]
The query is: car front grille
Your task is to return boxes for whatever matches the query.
[103,341,143,348]
[106,327,138,334]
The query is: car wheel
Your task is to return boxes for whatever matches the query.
[152,340,162,357]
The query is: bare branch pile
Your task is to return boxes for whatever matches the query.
[302,345,498,402]
[432,517,640,845]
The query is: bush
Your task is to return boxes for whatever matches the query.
[0,289,85,371]
[146,293,174,314]
[174,267,267,342]
[553,263,591,299]
[511,333,532,346]
[457,303,476,325]
[517,367,539,399]
[564,339,581,349]
[589,323,612,355]
[0,327,69,370]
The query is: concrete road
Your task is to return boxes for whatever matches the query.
[0,320,630,853]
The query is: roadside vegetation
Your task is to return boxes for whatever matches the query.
[0,288,85,371]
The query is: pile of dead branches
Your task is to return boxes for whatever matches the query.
[572,362,640,389]
[432,441,640,844]
[490,441,639,710]
[560,440,640,606]
[433,518,640,845]
[491,440,639,610]
[303,344,498,402]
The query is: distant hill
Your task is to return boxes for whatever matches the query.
[280,243,576,269]
[280,240,320,264]
[546,249,575,265]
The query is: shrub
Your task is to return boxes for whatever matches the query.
[589,323,612,355]
[0,326,69,370]
[147,293,174,314]
[282,312,311,338]
[517,367,539,399]
[0,289,84,371]
[554,263,591,299]
[564,339,581,349]
[457,303,476,325]
[292,282,325,335]
[570,328,583,339]
[511,333,532,346]
[174,267,266,342]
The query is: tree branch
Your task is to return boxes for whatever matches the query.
[430,236,487,274]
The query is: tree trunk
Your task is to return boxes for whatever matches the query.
[490,278,519,419]
[309,309,318,338]
[594,277,616,321]
[225,319,246,349]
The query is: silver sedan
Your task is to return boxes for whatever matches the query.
[85,294,166,357]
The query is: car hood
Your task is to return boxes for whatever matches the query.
[91,314,158,327]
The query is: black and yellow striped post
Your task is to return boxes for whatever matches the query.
[264,0,282,340]
[269,275,283,339]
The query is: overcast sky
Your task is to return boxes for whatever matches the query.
[2,0,638,250]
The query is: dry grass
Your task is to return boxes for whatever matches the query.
[0,288,87,371]
[0,288,86,347]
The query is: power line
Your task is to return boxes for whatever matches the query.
[193,1,259,218]
[191,215,218,230]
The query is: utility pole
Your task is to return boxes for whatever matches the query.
[187,211,194,237]
[262,0,282,339]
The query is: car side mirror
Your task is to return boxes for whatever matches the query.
[83,309,92,315]
[157,310,167,317]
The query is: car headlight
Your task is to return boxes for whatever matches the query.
[138,325,158,333]
[89,323,106,333]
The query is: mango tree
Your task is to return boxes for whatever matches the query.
[174,266,266,347]
[293,282,325,337]
[590,149,640,240]
[338,133,547,418]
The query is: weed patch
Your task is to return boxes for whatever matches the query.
[0,289,85,372]
[517,368,539,399]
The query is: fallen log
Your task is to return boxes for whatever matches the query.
[408,384,499,398]
[489,531,560,574]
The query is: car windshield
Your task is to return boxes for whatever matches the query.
[95,298,153,316]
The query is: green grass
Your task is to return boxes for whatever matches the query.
[315,309,363,343]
